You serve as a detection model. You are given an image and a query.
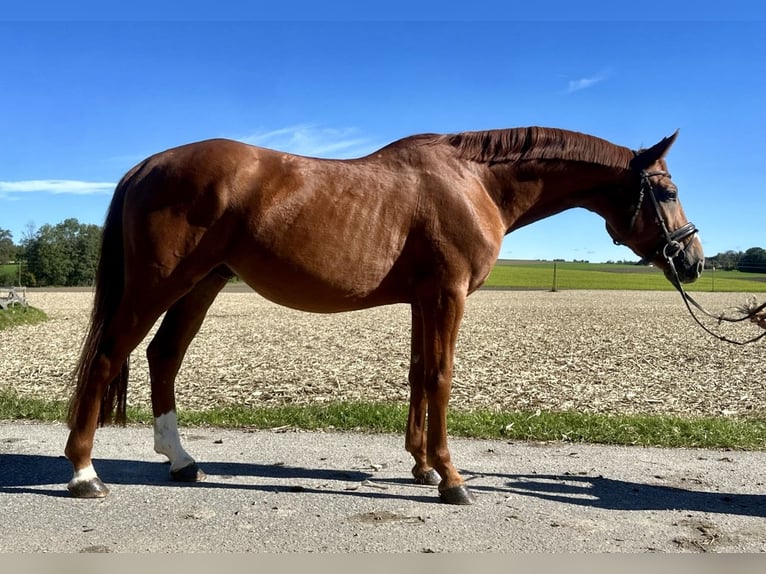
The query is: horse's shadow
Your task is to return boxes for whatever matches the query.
[2,454,765,517]
[471,472,766,518]
[0,453,434,502]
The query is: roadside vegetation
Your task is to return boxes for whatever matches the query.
[0,305,48,331]
[2,391,765,450]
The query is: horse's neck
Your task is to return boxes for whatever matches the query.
[485,161,626,233]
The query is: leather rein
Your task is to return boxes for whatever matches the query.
[617,170,766,346]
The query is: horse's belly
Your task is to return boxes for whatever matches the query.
[228,253,407,313]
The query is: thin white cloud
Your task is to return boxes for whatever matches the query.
[564,69,610,94]
[0,179,115,197]
[1,127,378,200]
[241,124,378,159]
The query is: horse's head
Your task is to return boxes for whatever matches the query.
[606,131,704,285]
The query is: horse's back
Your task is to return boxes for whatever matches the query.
[118,138,423,310]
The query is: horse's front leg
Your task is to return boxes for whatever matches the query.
[146,271,229,482]
[418,287,476,505]
[405,304,441,487]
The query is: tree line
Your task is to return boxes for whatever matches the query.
[1,219,765,287]
[704,248,766,273]
[0,219,101,287]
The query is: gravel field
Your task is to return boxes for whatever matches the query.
[1,287,763,419]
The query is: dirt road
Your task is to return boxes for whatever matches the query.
[2,421,765,553]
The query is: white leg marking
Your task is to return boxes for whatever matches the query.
[68,464,97,489]
[154,411,195,471]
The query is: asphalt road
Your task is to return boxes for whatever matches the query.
[1,421,765,553]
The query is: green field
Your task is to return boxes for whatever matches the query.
[0,263,19,277]
[4,260,766,293]
[485,260,766,292]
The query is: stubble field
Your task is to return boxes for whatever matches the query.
[0,287,763,420]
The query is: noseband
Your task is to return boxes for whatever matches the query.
[613,170,699,264]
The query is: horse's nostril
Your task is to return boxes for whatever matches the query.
[696,260,704,277]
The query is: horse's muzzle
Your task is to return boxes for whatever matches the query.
[664,250,704,284]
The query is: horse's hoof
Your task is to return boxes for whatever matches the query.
[413,468,441,486]
[67,477,110,498]
[439,484,476,505]
[171,463,206,482]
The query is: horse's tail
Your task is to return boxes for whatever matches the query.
[67,164,141,428]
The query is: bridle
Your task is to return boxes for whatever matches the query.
[615,170,766,345]
[612,170,698,264]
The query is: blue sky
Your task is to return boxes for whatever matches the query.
[1,7,764,262]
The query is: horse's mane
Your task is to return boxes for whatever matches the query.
[427,127,634,169]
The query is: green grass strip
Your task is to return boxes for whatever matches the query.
[0,306,48,331]
[2,392,765,451]
[0,392,70,422]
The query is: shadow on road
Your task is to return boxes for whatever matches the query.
[0,453,435,503]
[3,453,765,517]
[472,473,766,518]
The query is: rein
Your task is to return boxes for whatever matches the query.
[622,170,766,346]
[666,257,766,346]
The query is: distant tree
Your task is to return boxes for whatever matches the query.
[0,228,19,284]
[70,223,101,285]
[21,221,37,246]
[24,218,102,286]
[705,250,743,271]
[0,228,15,264]
[11,222,38,286]
[737,247,766,274]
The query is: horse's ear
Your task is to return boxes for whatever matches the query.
[633,129,679,169]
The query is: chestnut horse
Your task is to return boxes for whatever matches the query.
[65,126,703,504]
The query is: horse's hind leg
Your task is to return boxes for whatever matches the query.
[146,267,232,482]
[65,301,169,498]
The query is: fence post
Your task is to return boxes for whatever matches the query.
[551,261,558,292]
